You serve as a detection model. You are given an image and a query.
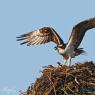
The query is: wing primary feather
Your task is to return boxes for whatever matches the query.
[16,37,27,41]
[40,37,46,44]
[31,36,38,42]
[20,41,29,45]
[18,33,30,38]
[27,42,31,46]
[31,37,40,45]
[33,37,42,45]
[30,36,40,45]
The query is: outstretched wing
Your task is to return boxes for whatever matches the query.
[66,17,95,49]
[17,27,64,46]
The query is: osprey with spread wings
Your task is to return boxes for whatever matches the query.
[17,18,95,65]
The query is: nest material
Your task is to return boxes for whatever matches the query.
[20,61,95,95]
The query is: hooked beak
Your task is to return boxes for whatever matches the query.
[54,46,57,50]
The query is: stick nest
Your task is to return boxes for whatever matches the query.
[20,61,95,95]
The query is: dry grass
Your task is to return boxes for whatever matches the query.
[20,61,95,95]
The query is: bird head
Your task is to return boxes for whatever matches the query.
[54,44,66,50]
[54,46,62,51]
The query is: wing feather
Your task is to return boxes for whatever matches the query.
[17,27,64,46]
[35,37,44,45]
[66,17,95,49]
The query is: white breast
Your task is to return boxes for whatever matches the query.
[57,48,65,54]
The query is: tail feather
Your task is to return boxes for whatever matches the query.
[75,48,86,56]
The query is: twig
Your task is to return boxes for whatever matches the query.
[45,73,57,95]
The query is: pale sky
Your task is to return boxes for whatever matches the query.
[0,0,95,95]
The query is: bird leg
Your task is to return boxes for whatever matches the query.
[64,60,68,65]
[69,57,72,66]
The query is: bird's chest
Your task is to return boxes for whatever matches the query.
[57,48,69,60]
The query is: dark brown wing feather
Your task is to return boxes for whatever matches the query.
[66,17,95,49]
[16,27,64,46]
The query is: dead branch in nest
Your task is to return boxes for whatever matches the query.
[20,61,95,95]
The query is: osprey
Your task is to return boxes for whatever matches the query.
[17,18,95,65]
